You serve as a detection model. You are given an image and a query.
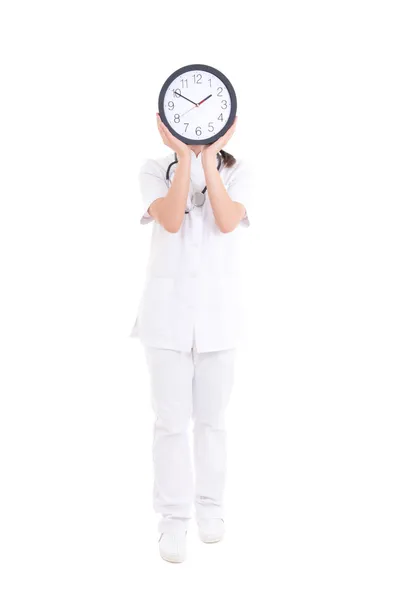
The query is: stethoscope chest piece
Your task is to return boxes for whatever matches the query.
[166,151,222,214]
[192,191,206,208]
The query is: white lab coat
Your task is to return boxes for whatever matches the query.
[130,150,251,352]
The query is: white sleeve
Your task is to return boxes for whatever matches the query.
[226,159,252,228]
[138,159,168,225]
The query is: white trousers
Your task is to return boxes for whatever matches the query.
[143,342,236,534]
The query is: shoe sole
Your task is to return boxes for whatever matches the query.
[160,554,186,563]
[159,533,187,562]
[199,533,224,544]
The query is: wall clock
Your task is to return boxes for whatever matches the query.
[158,64,237,145]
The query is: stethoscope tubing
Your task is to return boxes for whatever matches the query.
[166,152,223,214]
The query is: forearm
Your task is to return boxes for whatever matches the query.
[149,155,190,232]
[203,160,245,233]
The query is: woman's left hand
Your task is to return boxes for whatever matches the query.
[201,117,237,167]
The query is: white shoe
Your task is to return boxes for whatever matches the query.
[159,532,187,563]
[198,518,225,543]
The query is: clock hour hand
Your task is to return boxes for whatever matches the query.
[197,94,212,105]
[174,90,198,106]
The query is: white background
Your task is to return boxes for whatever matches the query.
[1,0,399,598]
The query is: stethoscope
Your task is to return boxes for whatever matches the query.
[166,152,223,214]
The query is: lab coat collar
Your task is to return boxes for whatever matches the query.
[189,149,219,174]
[190,149,203,173]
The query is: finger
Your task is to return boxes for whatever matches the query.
[156,115,166,134]
[162,125,182,147]
[225,122,237,138]
[157,114,186,149]
[157,115,172,137]
[160,127,175,146]
[157,117,167,133]
[158,120,174,139]
[157,121,180,149]
[157,123,169,146]
[226,118,237,135]
[219,121,236,143]
[214,135,230,153]
[157,121,167,140]
[159,132,169,147]
[157,119,170,138]
[219,125,236,147]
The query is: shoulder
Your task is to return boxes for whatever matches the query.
[139,153,175,177]
[223,157,252,183]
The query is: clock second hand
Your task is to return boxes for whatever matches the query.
[180,94,213,117]
[180,105,197,117]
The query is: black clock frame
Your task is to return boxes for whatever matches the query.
[158,64,237,145]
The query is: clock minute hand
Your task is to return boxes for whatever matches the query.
[175,91,198,106]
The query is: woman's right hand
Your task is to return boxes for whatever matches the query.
[156,114,190,160]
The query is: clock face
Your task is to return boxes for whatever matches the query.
[158,64,237,145]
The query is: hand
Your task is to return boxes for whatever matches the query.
[201,116,237,167]
[156,114,190,159]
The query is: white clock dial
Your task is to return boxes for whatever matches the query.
[159,65,236,144]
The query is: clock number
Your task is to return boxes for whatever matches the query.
[217,87,223,97]
[168,101,174,110]
[208,78,212,87]
[218,113,224,121]
[184,123,189,132]
[208,122,214,132]
[173,89,181,98]
[192,73,202,84]
[180,78,188,88]
[221,100,227,109]
[195,126,202,136]
[174,114,180,123]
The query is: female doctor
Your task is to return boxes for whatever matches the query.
[131,113,251,563]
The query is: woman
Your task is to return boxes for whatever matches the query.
[131,113,251,562]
